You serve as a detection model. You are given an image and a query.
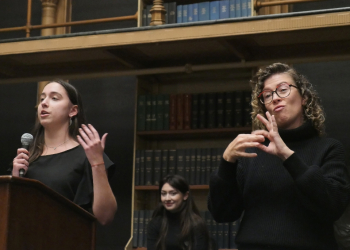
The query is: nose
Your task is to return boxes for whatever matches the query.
[272,91,281,103]
[41,97,48,107]
[165,194,171,200]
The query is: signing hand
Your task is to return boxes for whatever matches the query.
[12,148,29,177]
[223,133,265,163]
[253,112,294,160]
[77,124,107,166]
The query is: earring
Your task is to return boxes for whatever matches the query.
[69,117,72,126]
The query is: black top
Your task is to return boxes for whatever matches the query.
[27,145,114,209]
[208,121,350,250]
[147,210,209,250]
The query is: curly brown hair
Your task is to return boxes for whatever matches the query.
[250,62,325,135]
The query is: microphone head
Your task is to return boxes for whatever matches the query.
[21,133,33,147]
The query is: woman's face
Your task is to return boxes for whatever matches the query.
[263,73,306,130]
[38,82,77,128]
[161,183,188,213]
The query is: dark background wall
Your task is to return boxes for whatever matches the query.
[0,0,350,249]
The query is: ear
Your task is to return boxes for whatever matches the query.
[183,191,189,201]
[69,105,78,117]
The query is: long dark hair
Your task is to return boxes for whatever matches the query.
[153,175,211,250]
[29,79,86,163]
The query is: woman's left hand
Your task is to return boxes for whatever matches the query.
[253,111,294,161]
[77,124,107,166]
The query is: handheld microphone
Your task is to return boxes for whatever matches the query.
[19,133,33,177]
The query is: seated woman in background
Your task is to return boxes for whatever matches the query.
[12,79,117,225]
[147,174,212,250]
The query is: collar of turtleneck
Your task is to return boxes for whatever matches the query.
[165,203,186,221]
[278,120,318,143]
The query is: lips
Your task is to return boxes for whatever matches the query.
[274,105,285,112]
[40,110,50,117]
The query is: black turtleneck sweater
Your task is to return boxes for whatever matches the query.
[147,210,208,250]
[208,121,350,250]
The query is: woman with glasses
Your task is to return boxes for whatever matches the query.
[208,62,350,249]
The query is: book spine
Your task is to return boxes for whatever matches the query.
[176,94,184,130]
[243,90,252,127]
[195,148,201,185]
[217,92,225,128]
[135,150,140,186]
[205,148,212,184]
[224,91,234,128]
[168,2,177,24]
[140,150,145,185]
[210,1,220,20]
[151,95,157,130]
[168,149,177,175]
[193,3,199,22]
[200,148,207,184]
[211,216,218,246]
[235,91,243,127]
[133,210,139,247]
[177,5,183,23]
[229,220,238,248]
[137,95,146,131]
[164,2,169,24]
[210,148,218,175]
[199,93,207,129]
[145,94,152,131]
[169,94,177,130]
[145,150,154,186]
[219,0,230,19]
[229,0,236,18]
[199,2,210,21]
[191,93,199,129]
[176,149,185,177]
[205,211,212,238]
[146,5,152,26]
[235,0,241,17]
[142,8,147,27]
[247,0,252,17]
[207,92,217,129]
[156,94,164,130]
[182,5,188,23]
[184,93,192,129]
[184,148,191,183]
[241,0,247,17]
[190,148,196,185]
[217,222,224,249]
[153,149,162,185]
[163,94,170,130]
[143,210,151,247]
[161,149,169,179]
[138,210,144,247]
[188,4,194,23]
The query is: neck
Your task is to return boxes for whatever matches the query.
[44,125,71,147]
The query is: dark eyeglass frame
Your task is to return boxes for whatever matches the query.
[258,83,299,104]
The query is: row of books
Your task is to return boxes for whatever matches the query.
[137,91,252,131]
[133,210,241,249]
[142,0,252,26]
[135,148,225,186]
[177,0,252,23]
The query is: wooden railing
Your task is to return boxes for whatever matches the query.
[0,0,328,38]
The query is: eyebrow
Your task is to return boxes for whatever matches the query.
[40,91,63,97]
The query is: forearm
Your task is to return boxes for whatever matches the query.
[91,164,117,225]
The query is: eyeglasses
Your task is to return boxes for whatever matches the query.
[258,83,299,104]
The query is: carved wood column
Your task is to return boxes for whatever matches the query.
[40,0,59,36]
[150,0,166,26]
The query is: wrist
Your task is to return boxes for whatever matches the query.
[91,162,105,168]
[278,148,294,161]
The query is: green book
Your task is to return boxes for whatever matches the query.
[151,95,157,130]
[224,91,234,128]
[161,149,169,179]
[137,95,146,131]
[243,90,252,127]
[156,95,164,130]
[235,91,244,127]
[145,150,154,186]
[153,149,162,185]
[217,92,225,128]
[145,95,152,131]
[163,94,170,130]
[207,92,217,128]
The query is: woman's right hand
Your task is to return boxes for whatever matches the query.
[12,148,29,177]
[223,134,265,163]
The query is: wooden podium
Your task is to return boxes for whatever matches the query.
[0,176,96,250]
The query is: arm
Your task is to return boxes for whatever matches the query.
[208,132,264,222]
[78,124,117,225]
[255,112,350,221]
[208,158,244,223]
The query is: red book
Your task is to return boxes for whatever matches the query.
[176,94,184,130]
[184,94,192,129]
[169,94,177,130]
